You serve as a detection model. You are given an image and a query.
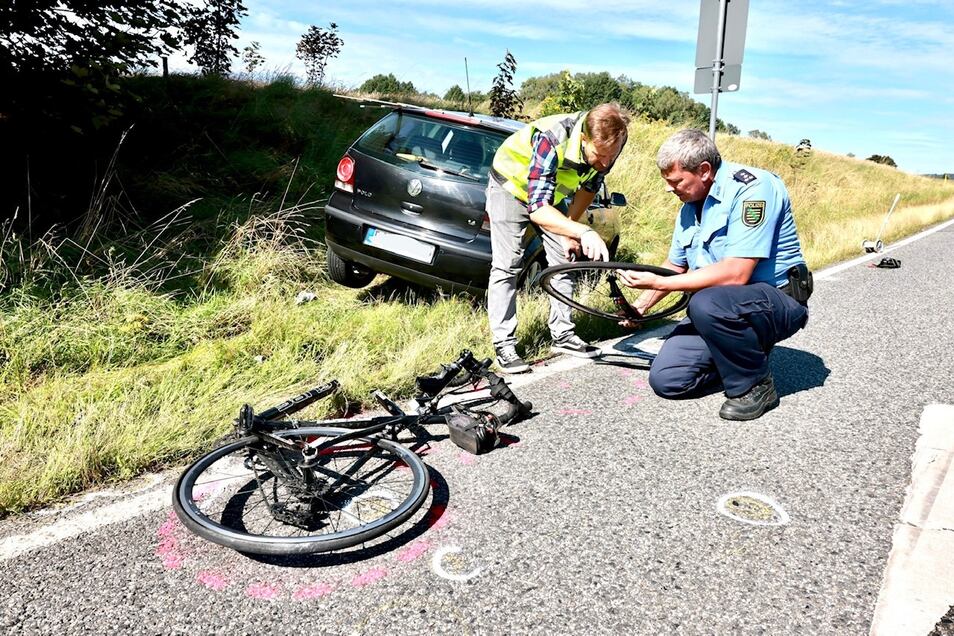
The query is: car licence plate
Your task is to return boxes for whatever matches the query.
[363,227,436,264]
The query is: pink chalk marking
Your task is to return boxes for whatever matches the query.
[632,378,649,389]
[351,568,388,588]
[196,571,229,591]
[458,452,477,466]
[557,381,572,390]
[617,369,635,379]
[557,408,592,416]
[623,395,643,406]
[158,520,177,538]
[396,541,431,563]
[246,582,281,600]
[156,538,177,555]
[162,553,184,569]
[426,504,450,530]
[293,583,334,600]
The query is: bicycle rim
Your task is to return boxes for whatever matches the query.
[537,261,690,323]
[172,427,429,555]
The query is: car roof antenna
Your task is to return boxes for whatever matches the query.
[464,57,474,117]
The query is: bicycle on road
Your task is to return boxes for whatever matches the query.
[173,350,532,556]
[536,261,691,326]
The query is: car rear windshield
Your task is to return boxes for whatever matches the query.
[354,111,508,181]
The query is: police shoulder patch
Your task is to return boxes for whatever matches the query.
[742,200,766,227]
[733,169,757,184]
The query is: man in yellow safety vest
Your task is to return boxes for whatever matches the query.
[486,103,630,373]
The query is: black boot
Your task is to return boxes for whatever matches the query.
[719,375,779,421]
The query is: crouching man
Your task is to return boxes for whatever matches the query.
[618,129,812,420]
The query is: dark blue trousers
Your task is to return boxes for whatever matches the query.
[648,283,809,398]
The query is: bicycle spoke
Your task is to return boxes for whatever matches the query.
[174,427,429,553]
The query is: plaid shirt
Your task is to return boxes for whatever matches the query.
[526,131,604,213]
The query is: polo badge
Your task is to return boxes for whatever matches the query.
[742,200,766,227]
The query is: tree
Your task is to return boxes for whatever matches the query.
[296,23,343,87]
[0,0,186,133]
[489,50,523,119]
[519,72,562,102]
[577,72,622,108]
[359,73,415,95]
[182,0,248,76]
[444,85,466,103]
[748,129,771,140]
[0,0,183,75]
[867,154,898,167]
[242,41,265,74]
[539,70,584,116]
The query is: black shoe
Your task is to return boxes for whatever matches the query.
[551,333,602,358]
[719,375,780,421]
[495,345,530,374]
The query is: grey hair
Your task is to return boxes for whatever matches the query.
[656,129,722,172]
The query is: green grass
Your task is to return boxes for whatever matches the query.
[2,77,954,515]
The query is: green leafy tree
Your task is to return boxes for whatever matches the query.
[539,70,584,116]
[867,154,898,167]
[748,129,771,140]
[296,23,343,86]
[0,0,183,74]
[577,71,622,108]
[359,73,416,94]
[489,50,523,119]
[444,85,466,103]
[0,0,185,133]
[182,0,248,76]
[519,72,562,102]
[242,41,265,74]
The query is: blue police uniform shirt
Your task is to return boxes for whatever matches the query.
[666,161,805,287]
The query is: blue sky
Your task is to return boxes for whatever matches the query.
[174,0,954,174]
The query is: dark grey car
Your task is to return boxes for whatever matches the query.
[324,106,622,293]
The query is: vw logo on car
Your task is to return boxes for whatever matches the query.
[407,179,423,197]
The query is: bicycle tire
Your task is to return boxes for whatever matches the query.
[173,426,429,556]
[537,261,690,323]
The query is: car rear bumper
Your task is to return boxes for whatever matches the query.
[324,194,492,293]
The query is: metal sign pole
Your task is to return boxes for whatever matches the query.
[708,0,729,141]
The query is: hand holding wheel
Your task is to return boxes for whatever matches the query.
[538,261,691,325]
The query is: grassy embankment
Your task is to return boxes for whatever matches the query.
[2,76,953,515]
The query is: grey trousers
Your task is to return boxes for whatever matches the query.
[486,177,575,348]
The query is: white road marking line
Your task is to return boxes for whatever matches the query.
[869,404,954,636]
[0,486,170,561]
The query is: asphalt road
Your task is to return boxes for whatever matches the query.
[2,221,953,635]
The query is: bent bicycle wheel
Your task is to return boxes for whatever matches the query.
[537,261,690,323]
[173,427,429,555]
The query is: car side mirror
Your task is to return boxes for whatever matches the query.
[609,192,627,207]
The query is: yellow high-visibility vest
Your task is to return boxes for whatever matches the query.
[492,111,597,205]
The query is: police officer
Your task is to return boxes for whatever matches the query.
[486,103,630,373]
[618,128,811,420]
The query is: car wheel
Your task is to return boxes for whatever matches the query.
[327,248,376,288]
[518,251,548,292]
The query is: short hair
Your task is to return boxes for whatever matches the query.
[585,103,630,148]
[656,128,722,173]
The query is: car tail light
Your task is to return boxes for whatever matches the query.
[481,212,491,233]
[335,156,354,193]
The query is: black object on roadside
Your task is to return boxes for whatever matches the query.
[874,257,901,269]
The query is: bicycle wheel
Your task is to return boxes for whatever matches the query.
[173,427,429,555]
[537,261,690,323]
